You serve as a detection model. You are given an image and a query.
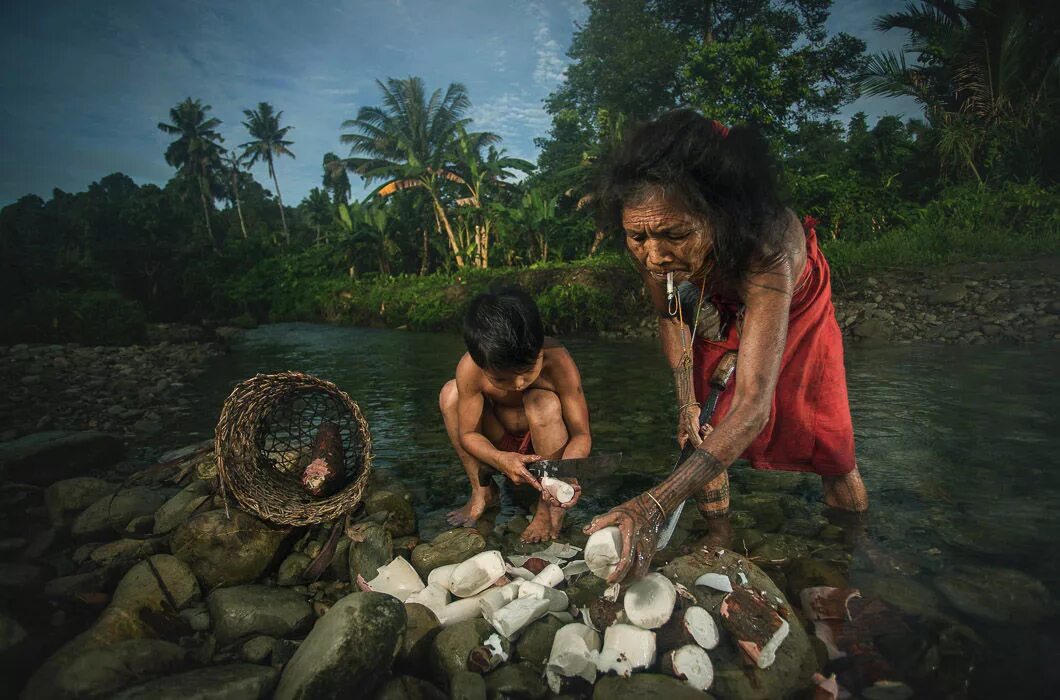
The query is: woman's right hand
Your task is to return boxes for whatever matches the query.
[495,452,542,489]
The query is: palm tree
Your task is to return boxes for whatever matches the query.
[157,98,224,247]
[241,102,295,243]
[340,76,497,268]
[860,0,1059,180]
[322,152,351,205]
[220,150,249,239]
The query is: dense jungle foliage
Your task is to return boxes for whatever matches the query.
[3,0,1058,342]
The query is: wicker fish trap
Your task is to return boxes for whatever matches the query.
[214,371,373,526]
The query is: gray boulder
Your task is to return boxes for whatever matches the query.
[153,480,212,534]
[411,528,486,579]
[20,639,188,700]
[0,612,26,653]
[171,509,292,589]
[72,486,169,540]
[111,664,279,700]
[593,674,716,699]
[396,602,441,673]
[450,671,487,700]
[207,585,314,644]
[348,522,393,581]
[0,430,124,486]
[273,592,406,699]
[936,565,1055,624]
[365,483,417,537]
[376,675,447,700]
[483,662,546,699]
[430,617,492,683]
[45,477,118,525]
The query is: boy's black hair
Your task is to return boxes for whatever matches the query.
[463,287,544,372]
[596,109,788,296]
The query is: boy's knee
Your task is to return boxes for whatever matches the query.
[439,379,458,411]
[523,390,561,423]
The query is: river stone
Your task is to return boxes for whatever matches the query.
[153,481,212,534]
[376,675,447,700]
[855,574,945,619]
[750,532,816,565]
[90,538,164,568]
[274,592,405,699]
[735,494,786,532]
[207,585,314,644]
[0,430,125,486]
[430,617,493,683]
[451,671,487,700]
[0,562,48,590]
[593,674,716,699]
[935,565,1055,624]
[396,602,441,673]
[411,529,486,579]
[72,486,169,540]
[852,317,891,341]
[171,509,292,589]
[277,553,312,586]
[366,484,417,537]
[44,568,118,600]
[348,522,393,581]
[45,477,118,524]
[786,558,848,598]
[514,615,563,669]
[930,283,968,304]
[20,638,188,700]
[329,537,351,581]
[662,548,816,699]
[484,662,546,699]
[0,612,26,653]
[243,635,276,664]
[111,663,279,700]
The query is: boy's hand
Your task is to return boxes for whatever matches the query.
[496,452,543,489]
[541,478,582,509]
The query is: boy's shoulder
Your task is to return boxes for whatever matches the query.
[455,352,485,385]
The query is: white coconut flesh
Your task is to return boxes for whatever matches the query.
[365,556,425,602]
[695,572,733,593]
[755,618,790,669]
[585,526,623,580]
[545,623,601,693]
[478,581,523,618]
[449,551,506,598]
[541,476,576,504]
[600,623,656,673]
[530,563,565,588]
[624,573,677,629]
[427,563,459,592]
[405,583,450,617]
[488,596,551,639]
[437,592,492,626]
[683,606,719,650]
[517,580,569,612]
[668,644,715,690]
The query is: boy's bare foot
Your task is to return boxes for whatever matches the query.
[548,505,566,539]
[447,483,499,527]
[520,504,554,543]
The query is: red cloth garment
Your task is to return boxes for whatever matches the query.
[692,223,856,477]
[497,430,534,455]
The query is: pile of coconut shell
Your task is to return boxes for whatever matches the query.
[359,524,792,694]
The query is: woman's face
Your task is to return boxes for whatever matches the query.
[622,188,713,285]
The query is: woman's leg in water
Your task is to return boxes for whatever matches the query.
[822,465,869,512]
[695,471,733,547]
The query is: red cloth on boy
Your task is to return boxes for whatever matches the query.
[692,222,856,477]
[497,430,534,455]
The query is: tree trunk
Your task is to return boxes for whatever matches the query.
[231,170,248,239]
[198,173,217,249]
[588,229,607,257]
[420,228,429,276]
[429,189,465,268]
[269,160,290,245]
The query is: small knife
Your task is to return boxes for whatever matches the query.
[527,453,624,483]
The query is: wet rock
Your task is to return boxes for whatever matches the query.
[72,486,169,540]
[376,675,447,700]
[44,568,117,601]
[274,592,406,700]
[0,562,49,590]
[89,538,164,568]
[0,430,125,486]
[935,565,1055,624]
[329,537,351,581]
[45,477,118,524]
[411,528,486,579]
[451,670,487,700]
[430,617,492,683]
[786,558,848,598]
[0,612,26,653]
[208,584,314,644]
[21,638,188,700]
[852,318,891,341]
[929,283,968,304]
[111,663,279,700]
[750,532,815,565]
[514,614,563,669]
[484,662,546,699]
[153,480,212,534]
[593,674,716,699]
[243,635,276,664]
[277,553,312,586]
[396,602,441,673]
[366,483,417,537]
[179,604,211,632]
[856,574,945,619]
[348,522,393,581]
[171,509,292,589]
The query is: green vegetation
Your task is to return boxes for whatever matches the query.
[2,0,1057,344]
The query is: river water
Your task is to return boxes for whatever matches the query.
[182,323,1059,697]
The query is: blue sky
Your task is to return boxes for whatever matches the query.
[0,0,919,206]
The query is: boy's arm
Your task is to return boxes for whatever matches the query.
[455,358,542,488]
[553,349,592,460]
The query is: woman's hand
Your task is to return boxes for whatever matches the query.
[583,492,666,583]
[495,452,542,489]
[678,404,713,448]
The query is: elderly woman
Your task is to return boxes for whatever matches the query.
[585,110,869,582]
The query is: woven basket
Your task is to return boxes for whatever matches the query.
[214,371,373,526]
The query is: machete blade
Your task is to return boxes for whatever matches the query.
[530,453,624,483]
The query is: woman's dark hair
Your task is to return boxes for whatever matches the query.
[596,109,789,294]
[463,286,544,371]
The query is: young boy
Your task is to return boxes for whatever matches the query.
[439,287,591,543]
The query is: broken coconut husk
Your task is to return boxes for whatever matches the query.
[720,586,790,669]
[662,644,715,691]
[468,632,510,673]
[449,551,506,598]
[364,555,425,602]
[546,623,601,694]
[301,421,344,497]
[597,623,656,676]
[582,596,625,632]
[624,573,677,630]
[585,526,622,580]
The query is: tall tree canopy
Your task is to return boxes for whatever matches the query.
[241,102,295,243]
[157,98,224,247]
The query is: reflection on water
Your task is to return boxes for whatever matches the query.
[184,324,1060,697]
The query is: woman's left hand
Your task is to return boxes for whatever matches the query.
[583,492,666,583]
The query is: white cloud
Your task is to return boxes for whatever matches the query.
[526,0,568,88]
